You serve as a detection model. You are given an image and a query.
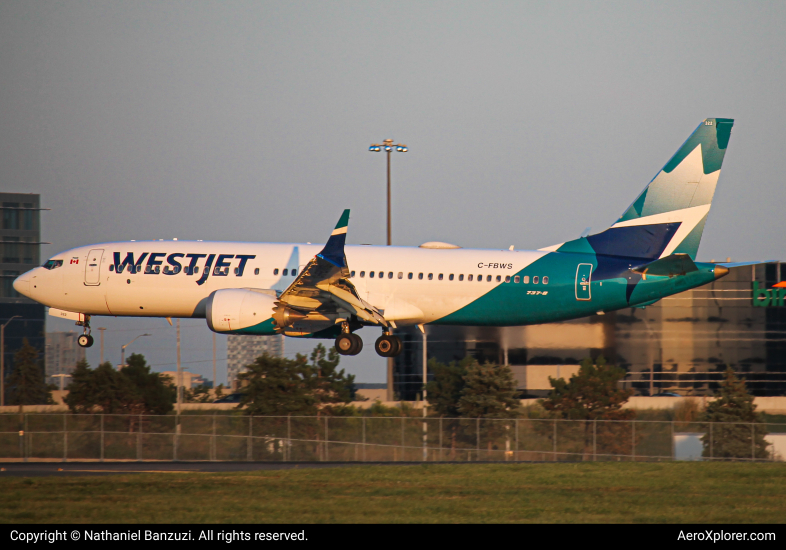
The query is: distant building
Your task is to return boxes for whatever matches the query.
[394,263,786,399]
[1,193,47,394]
[160,371,204,390]
[45,331,85,387]
[226,334,284,390]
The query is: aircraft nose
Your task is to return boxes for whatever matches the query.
[13,274,31,297]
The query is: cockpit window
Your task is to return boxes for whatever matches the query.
[43,259,63,270]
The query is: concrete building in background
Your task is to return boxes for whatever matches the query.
[45,331,85,387]
[1,193,46,390]
[394,263,786,399]
[226,334,284,390]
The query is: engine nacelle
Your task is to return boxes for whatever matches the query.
[206,289,278,334]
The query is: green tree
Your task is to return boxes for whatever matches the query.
[457,360,521,454]
[185,384,214,403]
[540,356,634,460]
[64,354,174,415]
[121,353,175,414]
[5,338,52,406]
[425,357,472,417]
[700,368,769,460]
[239,344,356,416]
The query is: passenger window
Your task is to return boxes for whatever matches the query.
[292,269,297,276]
[428,273,433,280]
[438,274,444,281]
[459,274,464,281]
[514,275,520,283]
[283,269,288,276]
[505,275,511,283]
[398,272,403,279]
[254,268,260,275]
[487,275,492,282]
[194,267,199,274]
[109,264,115,272]
[533,276,539,284]
[274,268,279,275]
[351,271,356,277]
[543,276,549,284]
[360,271,365,277]
[370,271,375,278]
[523,275,529,284]
[388,272,393,279]
[408,273,413,279]
[478,274,483,282]
[496,275,501,282]
[418,273,423,280]
[448,274,454,281]
[234,267,239,275]
[468,274,473,281]
[378,271,384,278]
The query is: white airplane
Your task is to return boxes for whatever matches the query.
[14,119,751,358]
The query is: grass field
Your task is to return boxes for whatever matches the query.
[3,463,786,523]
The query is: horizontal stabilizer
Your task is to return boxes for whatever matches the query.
[714,260,779,268]
[632,253,698,277]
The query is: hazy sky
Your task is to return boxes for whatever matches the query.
[2,1,785,383]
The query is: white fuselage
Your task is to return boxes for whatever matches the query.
[17,241,548,326]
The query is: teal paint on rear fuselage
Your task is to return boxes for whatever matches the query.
[435,250,719,327]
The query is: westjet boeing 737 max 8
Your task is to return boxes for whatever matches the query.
[14,119,754,358]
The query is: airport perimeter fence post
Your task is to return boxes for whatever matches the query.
[439,417,443,462]
[476,418,480,461]
[247,416,253,462]
[401,417,405,461]
[287,415,291,462]
[553,420,557,461]
[325,416,329,462]
[100,414,104,462]
[63,414,67,463]
[362,417,366,462]
[212,413,216,462]
[631,420,636,462]
[137,414,142,462]
[710,422,713,460]
[593,420,597,461]
[671,420,675,461]
[22,413,27,462]
[422,407,427,462]
[173,416,178,461]
[515,418,519,461]
[752,423,755,461]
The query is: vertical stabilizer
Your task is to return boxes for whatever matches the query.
[545,119,733,260]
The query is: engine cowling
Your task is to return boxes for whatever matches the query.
[206,289,278,334]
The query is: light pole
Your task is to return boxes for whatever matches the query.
[121,333,150,368]
[369,139,407,246]
[97,327,107,365]
[1,315,21,407]
[369,139,407,401]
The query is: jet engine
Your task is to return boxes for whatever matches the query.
[205,289,278,334]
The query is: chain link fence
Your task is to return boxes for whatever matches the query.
[1,414,784,463]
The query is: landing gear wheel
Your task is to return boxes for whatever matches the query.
[78,334,94,348]
[348,333,363,355]
[375,335,402,357]
[336,333,364,356]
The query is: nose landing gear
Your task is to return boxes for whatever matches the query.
[76,314,94,348]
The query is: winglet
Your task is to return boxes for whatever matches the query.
[317,209,350,268]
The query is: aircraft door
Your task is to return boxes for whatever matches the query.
[575,263,592,301]
[84,249,104,286]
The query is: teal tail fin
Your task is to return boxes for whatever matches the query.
[544,118,734,261]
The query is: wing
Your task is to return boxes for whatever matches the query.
[274,210,388,329]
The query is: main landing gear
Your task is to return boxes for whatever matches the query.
[334,326,403,358]
[335,332,363,356]
[374,333,401,358]
[76,314,94,348]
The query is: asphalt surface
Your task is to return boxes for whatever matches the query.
[0,461,367,477]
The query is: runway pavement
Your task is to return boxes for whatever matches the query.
[0,461,366,477]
